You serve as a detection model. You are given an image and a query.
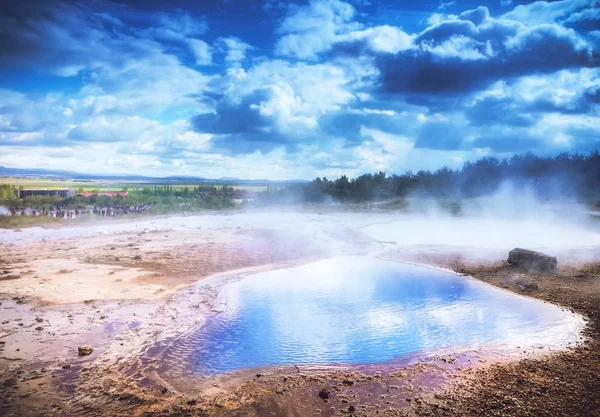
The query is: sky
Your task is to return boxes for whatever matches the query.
[0,0,598,180]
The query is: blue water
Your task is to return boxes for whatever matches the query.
[166,257,580,375]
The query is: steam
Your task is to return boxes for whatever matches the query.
[1,182,599,268]
[363,181,600,259]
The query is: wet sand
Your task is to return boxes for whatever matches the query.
[1,210,599,416]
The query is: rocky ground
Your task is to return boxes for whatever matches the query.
[0,210,599,416]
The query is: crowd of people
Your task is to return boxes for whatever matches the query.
[7,203,153,218]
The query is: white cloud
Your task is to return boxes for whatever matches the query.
[188,39,213,65]
[423,34,490,60]
[503,0,592,25]
[218,37,252,63]
[275,0,361,59]
[340,25,413,53]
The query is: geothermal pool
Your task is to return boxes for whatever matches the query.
[163,258,582,375]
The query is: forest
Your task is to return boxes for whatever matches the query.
[262,152,600,204]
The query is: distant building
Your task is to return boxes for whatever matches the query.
[19,188,74,199]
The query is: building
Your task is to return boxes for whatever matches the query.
[19,188,75,199]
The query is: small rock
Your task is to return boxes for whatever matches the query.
[318,388,330,400]
[78,345,93,356]
[186,399,197,405]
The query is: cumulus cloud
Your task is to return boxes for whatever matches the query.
[190,60,355,153]
[0,0,598,178]
[275,0,360,59]
[375,18,596,96]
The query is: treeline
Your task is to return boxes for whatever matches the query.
[264,152,600,204]
[0,185,17,200]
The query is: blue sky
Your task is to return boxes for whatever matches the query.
[0,0,598,179]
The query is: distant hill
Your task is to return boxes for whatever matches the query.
[0,166,306,184]
[0,165,168,181]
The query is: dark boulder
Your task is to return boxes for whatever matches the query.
[508,248,557,273]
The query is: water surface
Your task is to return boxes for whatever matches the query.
[163,257,581,375]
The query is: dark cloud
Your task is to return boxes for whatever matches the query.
[585,86,600,103]
[0,1,151,75]
[376,23,597,96]
[191,88,277,135]
[327,6,597,98]
[0,0,208,76]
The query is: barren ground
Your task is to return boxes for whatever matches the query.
[0,209,599,416]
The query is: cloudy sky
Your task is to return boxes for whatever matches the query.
[0,0,598,179]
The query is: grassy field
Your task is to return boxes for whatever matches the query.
[0,177,268,192]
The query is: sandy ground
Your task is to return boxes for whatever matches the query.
[0,209,600,416]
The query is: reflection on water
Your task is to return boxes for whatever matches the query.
[163,257,581,375]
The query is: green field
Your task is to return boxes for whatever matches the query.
[0,177,268,192]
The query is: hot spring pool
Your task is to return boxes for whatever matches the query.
[162,257,582,375]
